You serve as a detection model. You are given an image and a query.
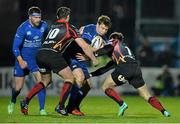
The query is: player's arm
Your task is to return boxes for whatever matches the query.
[76,44,113,61]
[70,24,98,66]
[90,60,116,77]
[75,38,98,66]
[94,44,113,57]
[79,25,98,51]
[83,38,97,52]
[12,26,27,69]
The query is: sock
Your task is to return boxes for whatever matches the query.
[37,88,46,110]
[59,82,73,107]
[148,96,165,113]
[11,88,21,103]
[105,88,124,106]
[75,81,91,109]
[25,82,45,104]
[67,84,80,111]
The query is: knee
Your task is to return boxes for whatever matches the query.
[75,73,85,85]
[15,86,22,91]
[87,79,93,88]
[15,83,24,91]
[13,88,22,93]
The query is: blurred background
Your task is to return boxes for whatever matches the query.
[0,0,180,96]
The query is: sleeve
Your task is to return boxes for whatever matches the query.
[83,38,91,45]
[94,44,113,57]
[90,60,116,77]
[81,26,92,44]
[12,25,26,57]
[69,25,81,39]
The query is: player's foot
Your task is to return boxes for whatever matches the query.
[7,102,15,114]
[39,109,47,116]
[118,102,128,116]
[163,110,170,117]
[70,108,85,116]
[20,100,28,115]
[55,105,68,116]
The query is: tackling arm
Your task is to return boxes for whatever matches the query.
[75,38,98,66]
[94,44,113,57]
[90,60,116,77]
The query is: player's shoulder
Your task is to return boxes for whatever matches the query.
[69,24,80,36]
[16,20,30,32]
[69,24,78,29]
[84,24,96,29]
[40,20,48,28]
[18,20,29,28]
[69,24,79,32]
[41,20,48,25]
[83,24,96,34]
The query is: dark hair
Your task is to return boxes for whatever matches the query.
[97,15,112,28]
[56,7,71,19]
[109,32,124,41]
[28,6,41,15]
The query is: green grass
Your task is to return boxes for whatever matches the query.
[0,96,180,123]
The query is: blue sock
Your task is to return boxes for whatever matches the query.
[37,88,46,110]
[11,88,20,103]
[67,84,80,111]
[71,84,80,99]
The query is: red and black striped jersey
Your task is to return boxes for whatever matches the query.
[95,39,136,64]
[111,39,135,64]
[42,19,80,53]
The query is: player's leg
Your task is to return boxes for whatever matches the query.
[66,60,87,115]
[137,84,170,117]
[8,76,25,114]
[20,73,51,115]
[73,63,91,114]
[130,64,170,117]
[33,71,47,115]
[55,66,74,116]
[102,74,128,116]
[74,79,91,112]
[26,57,48,115]
[8,62,25,114]
[66,67,85,115]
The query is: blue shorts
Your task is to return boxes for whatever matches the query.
[14,58,39,77]
[70,59,90,79]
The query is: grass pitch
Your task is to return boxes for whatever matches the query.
[0,96,180,123]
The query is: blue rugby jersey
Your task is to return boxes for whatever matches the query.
[81,24,108,48]
[12,20,48,59]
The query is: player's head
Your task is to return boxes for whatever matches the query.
[56,7,71,22]
[28,6,41,27]
[109,32,124,41]
[96,15,111,36]
[109,32,124,45]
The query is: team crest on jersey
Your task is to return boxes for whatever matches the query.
[27,31,31,35]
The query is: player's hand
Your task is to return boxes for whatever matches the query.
[19,60,27,69]
[76,53,89,61]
